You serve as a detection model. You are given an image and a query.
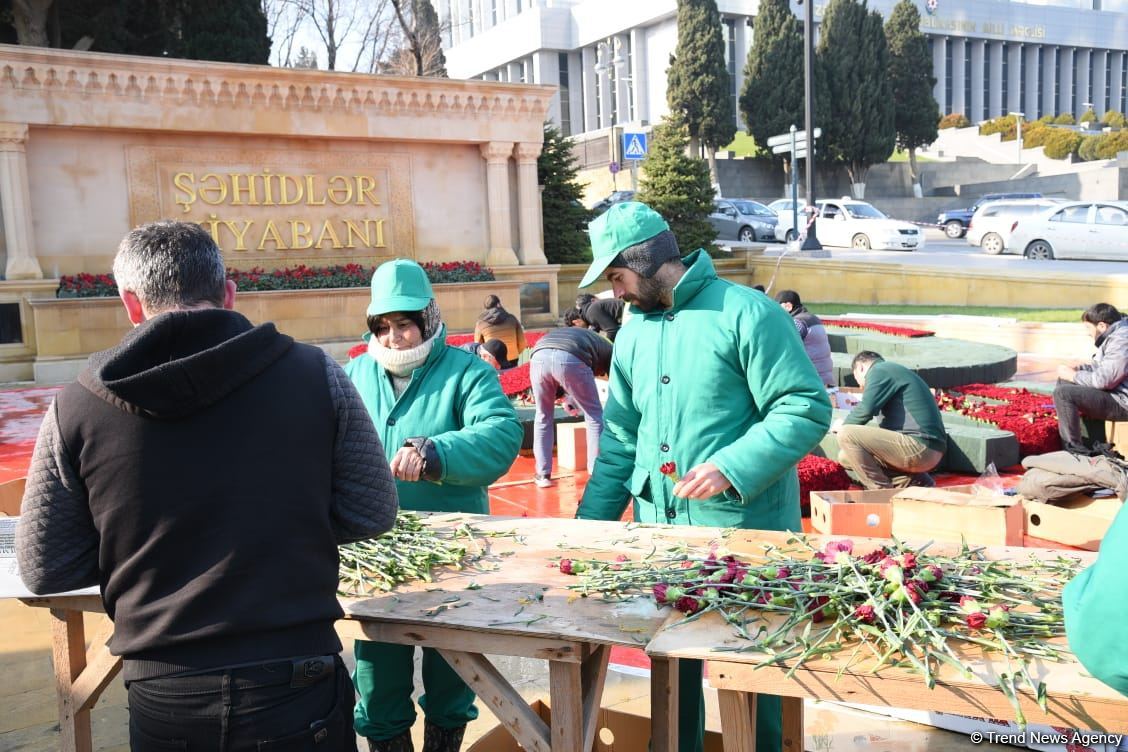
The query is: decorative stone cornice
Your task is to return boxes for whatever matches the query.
[514,142,542,162]
[0,44,554,144]
[0,122,28,152]
[480,141,515,163]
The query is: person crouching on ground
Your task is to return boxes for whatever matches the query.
[1053,303,1128,451]
[529,307,613,487]
[833,351,947,489]
[346,259,523,752]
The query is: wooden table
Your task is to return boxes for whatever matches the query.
[645,530,1126,752]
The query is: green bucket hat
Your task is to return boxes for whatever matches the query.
[579,201,671,288]
[366,258,434,317]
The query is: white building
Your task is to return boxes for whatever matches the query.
[437,0,1128,139]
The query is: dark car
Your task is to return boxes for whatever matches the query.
[709,199,780,242]
[937,192,1043,238]
[590,190,636,214]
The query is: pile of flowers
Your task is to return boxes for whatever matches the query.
[823,319,935,338]
[558,535,1083,725]
[938,384,1060,458]
[57,261,495,298]
[446,332,545,349]
[796,455,852,511]
[499,363,533,399]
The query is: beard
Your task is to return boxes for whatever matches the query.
[623,276,670,312]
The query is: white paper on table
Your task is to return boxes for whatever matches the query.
[0,516,100,599]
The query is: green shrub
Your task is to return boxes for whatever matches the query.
[1053,113,1076,125]
[1102,111,1127,129]
[1078,134,1104,161]
[1080,108,1098,124]
[939,113,970,129]
[978,115,1015,137]
[1022,121,1051,149]
[1095,130,1128,159]
[1043,130,1083,159]
[1037,115,1055,124]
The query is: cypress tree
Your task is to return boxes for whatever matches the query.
[637,118,719,256]
[179,0,270,64]
[537,124,594,264]
[885,0,939,195]
[817,0,896,191]
[740,0,805,183]
[666,0,736,183]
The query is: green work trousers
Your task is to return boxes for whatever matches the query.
[352,640,479,740]
[678,659,781,752]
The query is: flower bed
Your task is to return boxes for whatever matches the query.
[822,320,935,338]
[938,384,1060,458]
[57,261,495,298]
[797,454,852,510]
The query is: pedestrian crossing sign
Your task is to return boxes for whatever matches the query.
[622,132,648,160]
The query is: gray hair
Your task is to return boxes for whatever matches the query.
[112,221,226,312]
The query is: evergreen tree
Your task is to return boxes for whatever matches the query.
[179,0,270,64]
[885,0,939,196]
[637,119,719,257]
[740,0,805,185]
[537,123,594,264]
[817,0,896,191]
[292,46,320,70]
[666,0,735,183]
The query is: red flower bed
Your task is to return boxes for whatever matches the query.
[823,320,935,338]
[446,331,546,349]
[498,362,532,397]
[797,454,852,510]
[937,384,1060,458]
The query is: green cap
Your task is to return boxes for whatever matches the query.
[579,202,670,288]
[366,258,434,317]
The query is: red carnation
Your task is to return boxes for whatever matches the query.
[558,559,574,575]
[660,462,679,482]
[674,595,703,615]
[653,583,670,605]
[853,604,877,624]
[966,612,987,629]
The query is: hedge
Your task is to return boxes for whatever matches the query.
[939,113,970,129]
[1053,113,1076,125]
[1042,130,1083,159]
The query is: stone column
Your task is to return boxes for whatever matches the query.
[950,37,967,117]
[629,27,649,125]
[533,51,561,125]
[597,57,612,129]
[480,142,519,266]
[514,142,547,265]
[1059,47,1074,118]
[1075,48,1091,117]
[1092,50,1108,115]
[988,41,1004,118]
[0,123,43,280]
[932,36,947,112]
[1042,46,1058,119]
[1111,52,1125,118]
[970,39,985,123]
[581,46,598,133]
[1025,45,1042,119]
[1007,43,1022,114]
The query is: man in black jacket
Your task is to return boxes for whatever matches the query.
[16,221,398,751]
[530,313,613,487]
[576,293,625,342]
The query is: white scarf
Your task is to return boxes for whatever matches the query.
[367,331,439,378]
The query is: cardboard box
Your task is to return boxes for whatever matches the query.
[556,423,588,471]
[466,699,723,752]
[892,487,1025,547]
[810,485,979,539]
[838,703,1118,752]
[0,477,24,516]
[1023,495,1122,551]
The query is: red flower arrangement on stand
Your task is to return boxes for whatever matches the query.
[822,320,935,338]
[937,384,1060,458]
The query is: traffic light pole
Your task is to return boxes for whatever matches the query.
[801,0,822,251]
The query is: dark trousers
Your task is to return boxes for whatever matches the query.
[126,655,356,751]
[1053,380,1128,447]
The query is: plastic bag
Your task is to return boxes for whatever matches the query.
[972,462,1008,496]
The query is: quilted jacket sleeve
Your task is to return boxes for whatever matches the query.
[1074,327,1128,392]
[324,353,399,543]
[15,400,99,595]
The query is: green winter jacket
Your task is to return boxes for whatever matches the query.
[1063,502,1128,696]
[345,326,523,514]
[576,251,833,530]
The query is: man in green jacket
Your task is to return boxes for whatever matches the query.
[574,202,832,752]
[346,259,523,751]
[835,351,947,489]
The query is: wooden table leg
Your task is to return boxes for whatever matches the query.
[781,696,804,752]
[649,656,679,752]
[51,608,93,752]
[717,689,757,752]
[549,659,583,751]
[580,645,610,752]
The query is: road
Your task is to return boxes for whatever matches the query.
[757,229,1128,277]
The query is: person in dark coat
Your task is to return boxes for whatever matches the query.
[575,293,625,342]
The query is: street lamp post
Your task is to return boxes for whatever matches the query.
[800,0,821,251]
[1009,111,1024,164]
[595,38,627,191]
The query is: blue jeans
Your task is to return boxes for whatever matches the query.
[126,655,355,751]
[530,349,604,477]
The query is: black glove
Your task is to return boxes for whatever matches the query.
[404,437,442,482]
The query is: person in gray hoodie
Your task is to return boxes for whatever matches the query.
[1054,303,1128,449]
[775,290,836,387]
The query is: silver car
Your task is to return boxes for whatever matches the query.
[709,199,779,242]
[967,199,1065,255]
[769,199,805,242]
[1009,201,1128,260]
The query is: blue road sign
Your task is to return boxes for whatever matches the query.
[622,132,648,160]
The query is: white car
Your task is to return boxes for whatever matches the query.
[770,199,805,242]
[1009,201,1128,260]
[814,199,925,251]
[967,199,1065,255]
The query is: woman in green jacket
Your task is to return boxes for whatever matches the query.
[346,259,523,752]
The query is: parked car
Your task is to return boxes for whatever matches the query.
[709,199,779,242]
[937,192,1044,239]
[967,199,1066,255]
[589,190,636,214]
[770,198,805,242]
[816,198,925,251]
[1009,201,1128,260]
